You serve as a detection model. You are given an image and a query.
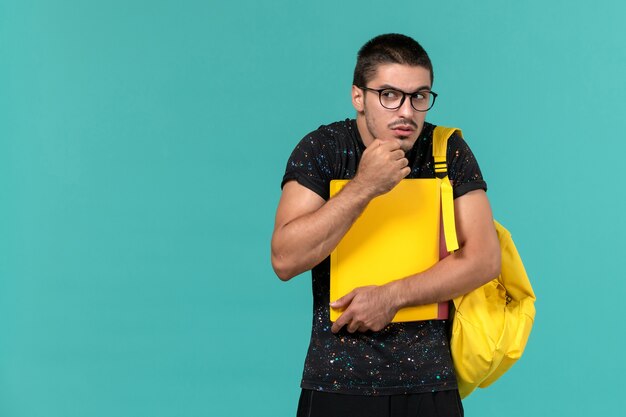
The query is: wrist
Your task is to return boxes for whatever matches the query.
[384,279,410,311]
[347,175,379,201]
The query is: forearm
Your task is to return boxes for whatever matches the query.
[388,190,501,307]
[387,240,501,309]
[271,180,375,280]
[330,244,500,334]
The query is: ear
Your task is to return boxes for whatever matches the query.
[351,85,365,112]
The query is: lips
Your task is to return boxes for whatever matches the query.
[392,126,415,136]
[393,126,414,132]
[389,119,418,138]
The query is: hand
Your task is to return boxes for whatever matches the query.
[330,285,398,333]
[352,139,410,198]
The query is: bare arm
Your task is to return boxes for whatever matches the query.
[271,139,410,281]
[330,189,501,333]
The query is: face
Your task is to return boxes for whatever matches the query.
[352,63,432,152]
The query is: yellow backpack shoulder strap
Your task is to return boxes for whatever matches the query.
[433,126,462,252]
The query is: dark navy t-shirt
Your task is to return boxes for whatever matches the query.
[281,119,486,395]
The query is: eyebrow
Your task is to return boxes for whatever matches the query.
[378,84,432,93]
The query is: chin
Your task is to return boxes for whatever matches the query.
[399,136,419,152]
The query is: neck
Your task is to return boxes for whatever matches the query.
[355,114,374,148]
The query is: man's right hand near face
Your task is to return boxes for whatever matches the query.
[351,138,411,199]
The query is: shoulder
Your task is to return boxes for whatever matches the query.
[281,119,358,198]
[446,130,480,166]
[289,118,360,163]
[425,123,476,159]
[305,119,357,148]
[445,130,487,197]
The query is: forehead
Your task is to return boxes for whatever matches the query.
[368,63,432,90]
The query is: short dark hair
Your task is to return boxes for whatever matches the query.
[353,33,433,87]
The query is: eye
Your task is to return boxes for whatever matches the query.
[381,89,401,99]
[413,91,430,101]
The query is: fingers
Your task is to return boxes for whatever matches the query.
[368,139,403,154]
[365,142,407,167]
[347,321,361,334]
[331,313,372,334]
[330,289,370,334]
[331,311,362,334]
[330,290,355,310]
[370,138,403,148]
[331,313,349,333]
[330,291,355,334]
[330,285,395,334]
[390,149,407,162]
[360,143,407,173]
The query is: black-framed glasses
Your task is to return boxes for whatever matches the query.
[358,86,437,112]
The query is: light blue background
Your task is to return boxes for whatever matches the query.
[1,0,624,416]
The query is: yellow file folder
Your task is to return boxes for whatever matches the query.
[329,179,448,322]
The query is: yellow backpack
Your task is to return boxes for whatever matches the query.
[433,126,537,399]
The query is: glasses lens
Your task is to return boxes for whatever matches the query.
[379,89,404,109]
[411,91,434,111]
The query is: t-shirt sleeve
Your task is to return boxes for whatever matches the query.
[280,131,335,200]
[447,132,487,199]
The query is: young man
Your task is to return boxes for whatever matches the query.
[271,34,500,417]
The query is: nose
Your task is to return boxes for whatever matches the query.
[397,96,415,118]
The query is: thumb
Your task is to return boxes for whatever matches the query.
[330,291,356,309]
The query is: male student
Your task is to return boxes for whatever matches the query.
[271,33,500,417]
